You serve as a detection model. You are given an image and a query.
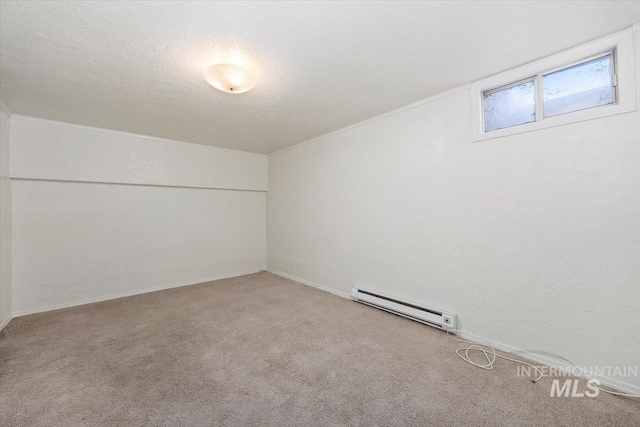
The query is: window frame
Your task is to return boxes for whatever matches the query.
[471,27,635,142]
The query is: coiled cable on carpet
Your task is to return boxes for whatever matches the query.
[446,329,640,398]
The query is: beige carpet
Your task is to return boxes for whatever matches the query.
[0,272,638,426]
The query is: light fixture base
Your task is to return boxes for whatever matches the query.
[204,64,257,94]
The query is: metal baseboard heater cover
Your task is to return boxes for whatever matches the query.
[351,287,457,331]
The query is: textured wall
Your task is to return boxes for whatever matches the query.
[11,118,267,315]
[268,31,640,389]
[0,105,11,326]
[11,117,267,191]
[12,181,266,314]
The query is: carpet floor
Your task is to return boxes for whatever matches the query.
[0,272,638,426]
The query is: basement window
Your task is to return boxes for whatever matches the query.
[481,50,616,133]
[471,28,635,142]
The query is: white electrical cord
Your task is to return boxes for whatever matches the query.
[446,329,640,398]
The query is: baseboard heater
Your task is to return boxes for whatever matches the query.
[351,287,457,331]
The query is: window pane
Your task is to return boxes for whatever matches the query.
[483,80,536,132]
[543,54,613,118]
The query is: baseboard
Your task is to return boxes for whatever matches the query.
[266,268,351,299]
[0,315,12,331]
[267,268,640,396]
[13,269,264,317]
[456,331,640,396]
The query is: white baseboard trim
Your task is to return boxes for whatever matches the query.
[267,268,640,397]
[0,315,12,331]
[266,268,351,299]
[13,269,264,317]
[455,331,640,397]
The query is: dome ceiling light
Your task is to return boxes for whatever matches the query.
[204,64,257,94]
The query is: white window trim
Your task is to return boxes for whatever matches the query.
[471,27,636,142]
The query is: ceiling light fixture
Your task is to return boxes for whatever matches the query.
[204,64,257,94]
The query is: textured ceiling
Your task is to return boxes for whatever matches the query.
[1,1,640,154]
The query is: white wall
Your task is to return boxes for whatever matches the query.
[0,103,11,328]
[11,117,267,315]
[11,116,267,191]
[268,30,640,390]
